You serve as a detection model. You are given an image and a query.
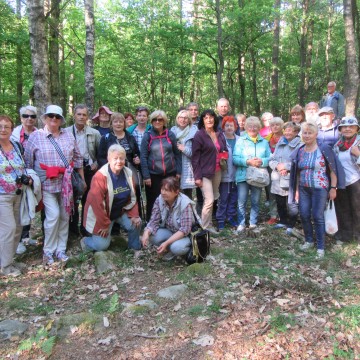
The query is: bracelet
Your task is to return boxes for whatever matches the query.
[330,186,337,190]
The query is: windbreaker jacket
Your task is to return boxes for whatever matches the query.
[221,135,240,183]
[232,133,271,183]
[319,91,345,119]
[191,129,228,180]
[140,128,181,179]
[83,164,138,234]
[288,143,346,204]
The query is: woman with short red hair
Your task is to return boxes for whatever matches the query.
[216,116,240,229]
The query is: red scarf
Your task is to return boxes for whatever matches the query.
[337,134,357,151]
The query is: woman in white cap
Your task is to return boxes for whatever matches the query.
[333,116,360,244]
[24,105,84,265]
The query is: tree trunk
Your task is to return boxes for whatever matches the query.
[352,0,360,83]
[271,0,280,115]
[343,0,360,115]
[298,0,309,105]
[304,3,314,96]
[215,0,225,98]
[59,41,67,116]
[251,47,260,115]
[190,51,197,101]
[238,53,245,113]
[49,0,60,104]
[16,0,23,113]
[325,1,334,83]
[27,0,51,121]
[84,0,95,116]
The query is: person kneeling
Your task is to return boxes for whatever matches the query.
[141,177,195,261]
[82,144,142,255]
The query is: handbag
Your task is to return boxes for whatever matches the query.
[47,135,85,200]
[324,200,338,235]
[279,173,290,190]
[246,166,270,187]
[208,132,228,172]
[185,206,211,265]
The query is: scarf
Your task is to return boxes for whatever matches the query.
[175,126,190,143]
[337,134,357,152]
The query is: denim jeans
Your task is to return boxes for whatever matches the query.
[150,228,191,256]
[83,213,141,251]
[216,181,238,224]
[237,181,262,226]
[299,186,328,250]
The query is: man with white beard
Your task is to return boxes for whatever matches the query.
[305,102,319,124]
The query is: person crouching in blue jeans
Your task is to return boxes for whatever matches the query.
[141,176,196,261]
[81,144,142,257]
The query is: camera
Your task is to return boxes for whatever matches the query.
[16,174,31,186]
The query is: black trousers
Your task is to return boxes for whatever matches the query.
[145,172,175,222]
[335,179,360,242]
[275,194,298,228]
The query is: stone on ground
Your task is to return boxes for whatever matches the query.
[94,251,117,274]
[157,284,188,300]
[0,320,28,340]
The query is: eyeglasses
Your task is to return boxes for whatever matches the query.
[22,114,37,119]
[47,113,62,120]
[152,118,164,123]
[340,118,357,125]
[0,125,12,130]
[247,126,259,130]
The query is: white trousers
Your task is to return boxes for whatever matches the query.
[0,194,22,269]
[42,191,70,254]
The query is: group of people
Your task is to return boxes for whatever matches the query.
[0,80,359,277]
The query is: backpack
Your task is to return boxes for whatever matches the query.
[147,129,172,151]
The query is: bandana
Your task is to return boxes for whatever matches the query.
[337,134,357,152]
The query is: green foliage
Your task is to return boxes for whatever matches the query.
[91,293,120,314]
[269,308,296,333]
[18,327,56,356]
[188,304,205,316]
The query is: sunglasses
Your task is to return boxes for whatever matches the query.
[152,118,164,123]
[47,113,62,120]
[340,118,357,125]
[22,114,37,119]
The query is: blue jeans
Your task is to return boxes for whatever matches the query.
[299,186,328,250]
[237,182,262,226]
[216,182,238,224]
[150,228,191,256]
[83,213,141,251]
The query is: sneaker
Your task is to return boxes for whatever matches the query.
[217,222,225,231]
[264,201,270,207]
[43,252,55,266]
[267,218,277,225]
[316,249,325,259]
[273,223,286,229]
[56,251,69,263]
[207,226,219,235]
[22,237,39,246]
[249,224,257,229]
[16,241,27,255]
[286,228,293,236]
[236,224,246,233]
[1,265,21,277]
[300,242,314,251]
[162,252,176,261]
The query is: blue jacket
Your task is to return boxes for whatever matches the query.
[233,133,271,183]
[288,143,346,204]
[319,91,345,119]
[221,135,240,183]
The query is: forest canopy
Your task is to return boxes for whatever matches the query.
[0,0,359,124]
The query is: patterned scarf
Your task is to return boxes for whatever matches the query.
[62,166,74,215]
[337,134,357,152]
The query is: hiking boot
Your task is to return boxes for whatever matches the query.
[300,242,314,251]
[56,251,69,263]
[16,241,26,255]
[217,222,225,231]
[1,265,21,277]
[43,252,55,266]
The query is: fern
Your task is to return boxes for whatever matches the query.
[108,293,119,314]
[18,338,33,352]
[41,336,56,355]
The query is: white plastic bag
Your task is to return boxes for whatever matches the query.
[324,200,338,235]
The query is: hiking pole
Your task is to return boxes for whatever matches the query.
[136,168,147,225]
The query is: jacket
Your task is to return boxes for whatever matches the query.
[191,129,228,180]
[83,164,138,234]
[269,136,302,196]
[333,134,360,169]
[65,125,101,166]
[170,124,198,189]
[288,143,346,204]
[127,123,152,134]
[319,91,345,119]
[11,125,38,146]
[317,125,339,148]
[221,135,240,183]
[140,128,181,179]
[233,133,271,183]
[97,131,140,168]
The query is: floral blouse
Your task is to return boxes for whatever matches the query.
[0,146,25,194]
[298,148,329,189]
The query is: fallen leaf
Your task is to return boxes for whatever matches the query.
[103,316,110,327]
[193,334,215,347]
[274,298,290,306]
[173,302,182,312]
[98,336,116,345]
[325,276,333,284]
